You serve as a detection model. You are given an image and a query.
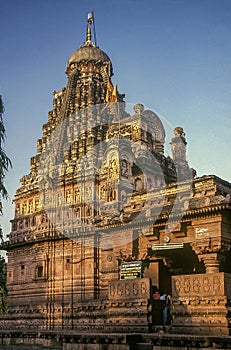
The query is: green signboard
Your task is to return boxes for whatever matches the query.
[120,261,142,280]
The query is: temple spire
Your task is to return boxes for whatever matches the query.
[86,10,97,46]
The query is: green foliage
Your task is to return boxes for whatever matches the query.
[0,257,7,313]
[0,95,12,213]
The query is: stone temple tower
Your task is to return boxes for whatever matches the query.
[1,14,231,339]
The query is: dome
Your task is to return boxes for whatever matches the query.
[66,42,112,73]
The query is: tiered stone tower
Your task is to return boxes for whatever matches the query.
[1,16,231,340]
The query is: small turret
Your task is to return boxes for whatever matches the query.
[171,127,187,163]
[171,127,194,180]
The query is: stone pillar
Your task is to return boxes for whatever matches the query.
[190,238,227,273]
[199,252,221,273]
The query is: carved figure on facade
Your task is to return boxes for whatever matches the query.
[74,188,80,203]
[65,190,72,204]
[109,157,119,179]
[107,187,116,202]
[28,201,33,214]
[22,202,27,215]
[15,204,20,216]
[121,159,129,178]
[100,185,106,200]
[135,178,143,192]
[132,125,140,140]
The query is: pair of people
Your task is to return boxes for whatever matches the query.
[153,290,171,326]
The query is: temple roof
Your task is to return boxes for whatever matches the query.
[67,43,111,66]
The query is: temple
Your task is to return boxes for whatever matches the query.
[1,13,231,349]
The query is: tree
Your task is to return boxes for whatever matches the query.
[0,257,7,313]
[0,95,12,214]
[0,95,11,313]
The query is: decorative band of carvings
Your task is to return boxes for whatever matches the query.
[108,278,151,300]
[172,273,228,297]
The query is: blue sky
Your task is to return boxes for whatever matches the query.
[1,0,231,236]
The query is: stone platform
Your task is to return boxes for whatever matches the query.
[2,331,231,350]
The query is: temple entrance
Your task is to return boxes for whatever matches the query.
[150,260,172,327]
[149,243,204,328]
[143,259,172,327]
[151,243,205,279]
[159,260,171,294]
[143,259,171,294]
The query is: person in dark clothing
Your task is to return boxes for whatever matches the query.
[160,292,171,326]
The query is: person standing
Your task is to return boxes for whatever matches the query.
[160,292,170,327]
[153,289,160,300]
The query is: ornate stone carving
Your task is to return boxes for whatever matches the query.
[108,278,150,300]
[172,273,223,297]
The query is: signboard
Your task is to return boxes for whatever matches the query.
[152,243,184,251]
[120,261,142,280]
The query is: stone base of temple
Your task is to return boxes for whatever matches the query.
[2,276,231,337]
[171,297,231,336]
[2,331,231,350]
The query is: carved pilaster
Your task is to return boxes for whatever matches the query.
[191,238,231,273]
[199,253,220,273]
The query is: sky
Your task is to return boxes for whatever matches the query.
[0,0,231,238]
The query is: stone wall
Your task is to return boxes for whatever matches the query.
[171,272,231,335]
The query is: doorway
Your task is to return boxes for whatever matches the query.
[159,260,171,294]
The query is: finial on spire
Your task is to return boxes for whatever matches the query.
[86,10,97,46]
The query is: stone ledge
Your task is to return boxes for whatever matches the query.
[2,331,231,349]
